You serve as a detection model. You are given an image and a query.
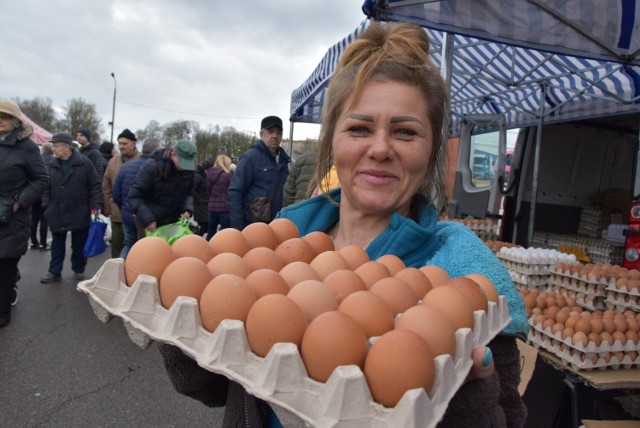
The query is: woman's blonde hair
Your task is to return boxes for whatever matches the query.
[215,155,232,173]
[314,22,449,216]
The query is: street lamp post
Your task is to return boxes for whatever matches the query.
[109,72,117,144]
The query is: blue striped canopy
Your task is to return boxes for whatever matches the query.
[290,1,640,137]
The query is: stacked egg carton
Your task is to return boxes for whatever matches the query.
[497,247,576,291]
[605,274,640,313]
[484,240,521,255]
[531,232,624,265]
[78,259,511,428]
[547,263,608,310]
[446,219,499,242]
[578,206,609,238]
[528,317,640,371]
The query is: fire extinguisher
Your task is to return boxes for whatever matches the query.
[623,198,640,269]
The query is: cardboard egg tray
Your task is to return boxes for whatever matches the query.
[509,271,549,287]
[547,284,606,311]
[78,259,511,428]
[528,319,640,370]
[500,259,552,275]
[605,289,640,313]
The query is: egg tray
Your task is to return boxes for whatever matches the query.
[496,247,574,266]
[547,276,608,298]
[547,284,607,311]
[514,282,549,293]
[509,271,549,287]
[528,318,640,354]
[500,259,553,275]
[77,259,511,428]
[548,266,617,288]
[605,292,640,313]
[527,329,640,371]
[606,284,640,298]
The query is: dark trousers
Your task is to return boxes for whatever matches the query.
[48,229,89,276]
[110,221,124,259]
[0,257,20,316]
[207,211,230,240]
[120,221,138,259]
[30,199,48,246]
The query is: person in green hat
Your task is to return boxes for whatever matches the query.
[128,139,196,233]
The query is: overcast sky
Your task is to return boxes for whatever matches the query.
[4,0,366,142]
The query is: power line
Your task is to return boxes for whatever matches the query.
[117,99,260,121]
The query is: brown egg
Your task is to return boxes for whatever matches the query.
[590,318,604,335]
[561,327,575,340]
[323,269,367,304]
[566,315,580,330]
[244,269,290,298]
[447,277,488,312]
[551,323,564,335]
[302,231,335,255]
[288,280,339,322]
[245,294,308,357]
[376,254,406,276]
[207,252,250,278]
[242,222,279,249]
[199,274,256,332]
[546,306,559,322]
[421,286,475,330]
[574,318,592,335]
[394,268,433,300]
[242,247,284,272]
[395,305,457,357]
[419,265,450,287]
[310,250,349,279]
[338,245,370,270]
[355,261,392,289]
[338,291,394,338]
[572,331,589,347]
[208,228,249,257]
[523,293,538,310]
[279,261,321,289]
[555,309,571,326]
[464,273,499,304]
[274,238,315,264]
[159,257,212,309]
[125,236,176,286]
[370,277,418,316]
[600,331,614,346]
[626,330,639,344]
[612,330,628,345]
[301,311,368,383]
[614,315,629,333]
[268,218,300,244]
[171,234,214,263]
[587,332,602,346]
[602,318,616,334]
[627,317,640,333]
[542,319,555,330]
[364,329,436,407]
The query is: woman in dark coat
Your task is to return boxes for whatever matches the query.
[192,159,213,236]
[205,154,232,239]
[0,100,49,327]
[40,132,103,283]
[128,140,196,232]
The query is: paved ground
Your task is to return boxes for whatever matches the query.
[0,243,223,427]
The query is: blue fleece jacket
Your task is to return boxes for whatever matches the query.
[277,188,528,337]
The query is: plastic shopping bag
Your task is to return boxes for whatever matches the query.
[83,211,108,257]
[145,218,193,246]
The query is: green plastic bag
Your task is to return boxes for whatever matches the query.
[145,219,193,246]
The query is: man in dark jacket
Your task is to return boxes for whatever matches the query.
[40,132,103,283]
[112,137,162,258]
[0,100,49,328]
[228,116,290,230]
[128,140,196,232]
[76,128,106,177]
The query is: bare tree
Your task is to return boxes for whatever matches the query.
[13,96,57,131]
[60,97,103,139]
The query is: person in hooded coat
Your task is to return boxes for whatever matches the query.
[0,99,49,328]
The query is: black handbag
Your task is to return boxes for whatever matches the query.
[0,197,14,224]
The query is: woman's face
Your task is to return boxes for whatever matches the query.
[332,80,433,217]
[0,113,16,134]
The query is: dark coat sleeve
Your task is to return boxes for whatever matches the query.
[86,159,103,211]
[227,151,254,230]
[128,162,158,227]
[156,342,230,407]
[437,334,526,428]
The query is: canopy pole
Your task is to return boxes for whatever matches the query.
[288,121,295,158]
[439,32,454,213]
[527,82,547,246]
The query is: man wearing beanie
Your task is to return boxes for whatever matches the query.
[76,128,106,177]
[228,115,290,229]
[102,128,141,258]
[0,99,48,327]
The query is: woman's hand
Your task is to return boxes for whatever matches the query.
[466,346,494,383]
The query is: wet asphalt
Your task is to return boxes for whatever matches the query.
[0,242,224,427]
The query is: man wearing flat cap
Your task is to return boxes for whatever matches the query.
[102,128,141,258]
[0,99,48,327]
[40,132,102,284]
[228,116,290,230]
